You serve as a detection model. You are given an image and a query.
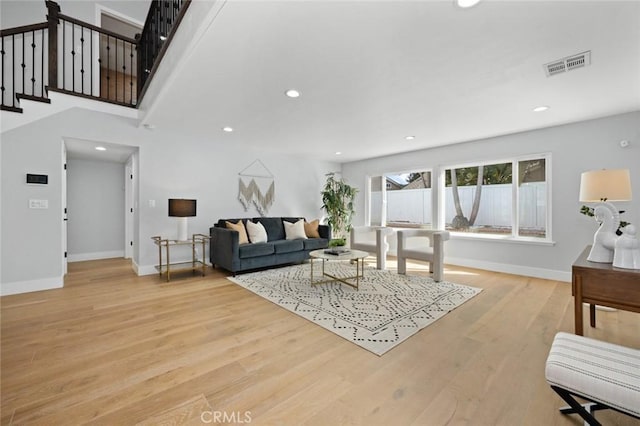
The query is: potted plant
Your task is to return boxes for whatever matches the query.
[321,172,358,245]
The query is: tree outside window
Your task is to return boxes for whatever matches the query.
[444,157,547,238]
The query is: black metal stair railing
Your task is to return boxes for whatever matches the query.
[0,22,50,112]
[0,0,190,113]
[136,0,190,104]
[55,12,139,106]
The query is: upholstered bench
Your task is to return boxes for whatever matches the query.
[545,332,640,425]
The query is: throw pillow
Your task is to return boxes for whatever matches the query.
[304,219,321,238]
[284,219,308,240]
[246,220,268,244]
[225,220,249,245]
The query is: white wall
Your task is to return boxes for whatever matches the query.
[1,107,338,295]
[342,111,640,281]
[67,158,125,261]
[0,124,65,294]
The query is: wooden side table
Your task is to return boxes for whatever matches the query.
[572,245,640,335]
[151,234,210,282]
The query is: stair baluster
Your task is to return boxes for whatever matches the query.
[1,0,191,113]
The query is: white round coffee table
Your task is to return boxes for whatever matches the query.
[309,248,369,290]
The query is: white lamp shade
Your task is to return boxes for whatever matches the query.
[579,169,632,202]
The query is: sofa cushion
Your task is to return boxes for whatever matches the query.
[217,218,246,228]
[272,239,304,254]
[256,217,285,241]
[303,238,329,251]
[239,242,274,259]
[246,220,268,244]
[284,219,308,240]
[282,217,304,230]
[304,219,321,238]
[226,220,249,245]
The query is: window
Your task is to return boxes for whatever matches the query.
[443,155,549,239]
[367,171,433,228]
[369,175,384,226]
[518,158,547,238]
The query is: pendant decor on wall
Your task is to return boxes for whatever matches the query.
[238,159,275,216]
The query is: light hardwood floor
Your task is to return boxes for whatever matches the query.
[1,258,639,425]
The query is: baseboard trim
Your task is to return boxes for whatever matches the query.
[137,264,157,276]
[1,276,64,296]
[131,259,141,275]
[68,251,125,262]
[445,256,571,282]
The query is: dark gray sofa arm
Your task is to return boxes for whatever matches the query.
[318,224,331,240]
[210,226,240,272]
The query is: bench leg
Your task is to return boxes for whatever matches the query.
[550,386,602,426]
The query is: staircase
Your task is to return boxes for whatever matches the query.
[0,0,190,128]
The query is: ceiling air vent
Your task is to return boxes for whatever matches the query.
[544,51,591,77]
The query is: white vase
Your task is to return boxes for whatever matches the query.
[613,225,640,269]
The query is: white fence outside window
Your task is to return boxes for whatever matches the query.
[371,182,546,230]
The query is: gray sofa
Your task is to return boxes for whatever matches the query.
[210,217,331,274]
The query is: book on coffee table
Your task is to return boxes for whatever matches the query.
[324,248,351,256]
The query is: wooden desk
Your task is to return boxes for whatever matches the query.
[572,246,640,335]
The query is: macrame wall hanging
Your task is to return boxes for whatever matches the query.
[238,159,275,216]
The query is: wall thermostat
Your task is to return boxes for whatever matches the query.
[26,174,48,184]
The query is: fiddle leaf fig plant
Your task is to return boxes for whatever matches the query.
[321,172,358,243]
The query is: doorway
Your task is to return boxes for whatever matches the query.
[96,6,143,103]
[63,139,138,269]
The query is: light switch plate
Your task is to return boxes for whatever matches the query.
[29,199,49,209]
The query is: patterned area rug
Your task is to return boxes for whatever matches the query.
[227,263,482,355]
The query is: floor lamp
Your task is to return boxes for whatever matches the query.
[169,199,197,241]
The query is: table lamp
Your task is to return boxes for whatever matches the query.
[579,169,632,263]
[169,199,196,241]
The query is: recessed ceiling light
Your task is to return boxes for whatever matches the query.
[455,0,481,8]
[285,89,300,98]
[159,35,167,41]
[95,146,106,151]
[335,151,342,155]
[533,105,550,112]
[222,126,234,132]
[405,136,416,141]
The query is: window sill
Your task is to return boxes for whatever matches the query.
[449,232,556,246]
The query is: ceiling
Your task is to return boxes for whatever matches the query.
[65,138,137,163]
[143,0,640,163]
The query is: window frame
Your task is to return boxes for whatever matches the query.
[439,152,553,244]
[366,168,434,229]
